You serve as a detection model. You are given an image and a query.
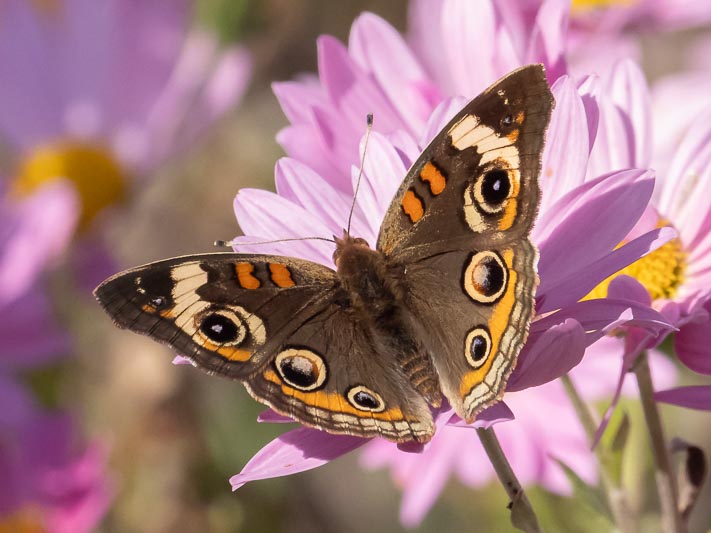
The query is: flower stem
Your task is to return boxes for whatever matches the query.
[633,351,685,533]
[476,427,542,533]
[561,374,636,533]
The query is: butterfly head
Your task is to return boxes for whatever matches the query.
[332,230,371,270]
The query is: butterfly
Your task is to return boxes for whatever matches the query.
[95,64,554,444]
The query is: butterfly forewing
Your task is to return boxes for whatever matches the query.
[95,254,338,378]
[377,64,552,260]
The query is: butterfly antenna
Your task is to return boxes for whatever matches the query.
[346,113,374,236]
[214,236,336,248]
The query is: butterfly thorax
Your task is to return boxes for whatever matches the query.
[333,233,442,407]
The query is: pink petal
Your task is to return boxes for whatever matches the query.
[527,0,569,81]
[447,402,515,428]
[272,77,324,124]
[533,298,672,344]
[606,59,653,168]
[274,158,353,233]
[349,12,435,134]
[655,386,711,410]
[417,96,467,148]
[357,132,408,227]
[399,434,457,527]
[675,306,711,374]
[535,169,653,252]
[606,275,652,305]
[232,189,335,265]
[0,181,78,303]
[507,319,586,391]
[229,427,367,490]
[540,75,591,212]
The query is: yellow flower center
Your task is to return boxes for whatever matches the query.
[584,221,686,301]
[0,507,44,533]
[13,141,128,229]
[572,0,638,12]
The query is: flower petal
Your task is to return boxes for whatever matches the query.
[0,180,78,304]
[232,189,335,265]
[229,427,367,490]
[675,305,711,374]
[538,226,674,313]
[507,318,586,391]
[349,13,436,134]
[540,75,591,212]
[655,386,711,410]
[447,401,515,428]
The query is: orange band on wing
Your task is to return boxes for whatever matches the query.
[420,161,446,195]
[236,262,260,289]
[264,370,406,420]
[200,338,252,361]
[402,190,424,223]
[497,174,521,231]
[459,249,516,396]
[269,263,295,288]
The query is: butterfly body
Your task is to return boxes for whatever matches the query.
[96,65,554,444]
[333,232,444,408]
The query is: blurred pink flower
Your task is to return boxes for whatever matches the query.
[568,0,711,34]
[0,177,108,532]
[0,375,110,533]
[0,180,78,368]
[0,0,251,286]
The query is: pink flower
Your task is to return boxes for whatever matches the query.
[581,58,711,409]
[0,181,78,368]
[0,375,111,533]
[0,0,251,285]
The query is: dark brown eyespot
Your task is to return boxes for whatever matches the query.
[275,348,327,391]
[347,386,385,412]
[463,251,508,303]
[465,327,492,369]
[200,313,240,344]
[501,114,513,127]
[481,169,510,206]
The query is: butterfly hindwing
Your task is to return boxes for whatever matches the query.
[398,239,538,420]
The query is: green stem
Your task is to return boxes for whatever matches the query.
[561,375,636,533]
[633,351,685,533]
[477,427,542,533]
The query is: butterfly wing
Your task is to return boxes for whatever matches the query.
[377,65,554,420]
[96,254,433,442]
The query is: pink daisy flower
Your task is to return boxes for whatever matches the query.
[0,0,250,284]
[0,182,110,531]
[0,374,110,533]
[0,180,78,368]
[581,59,711,410]
[225,72,673,522]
